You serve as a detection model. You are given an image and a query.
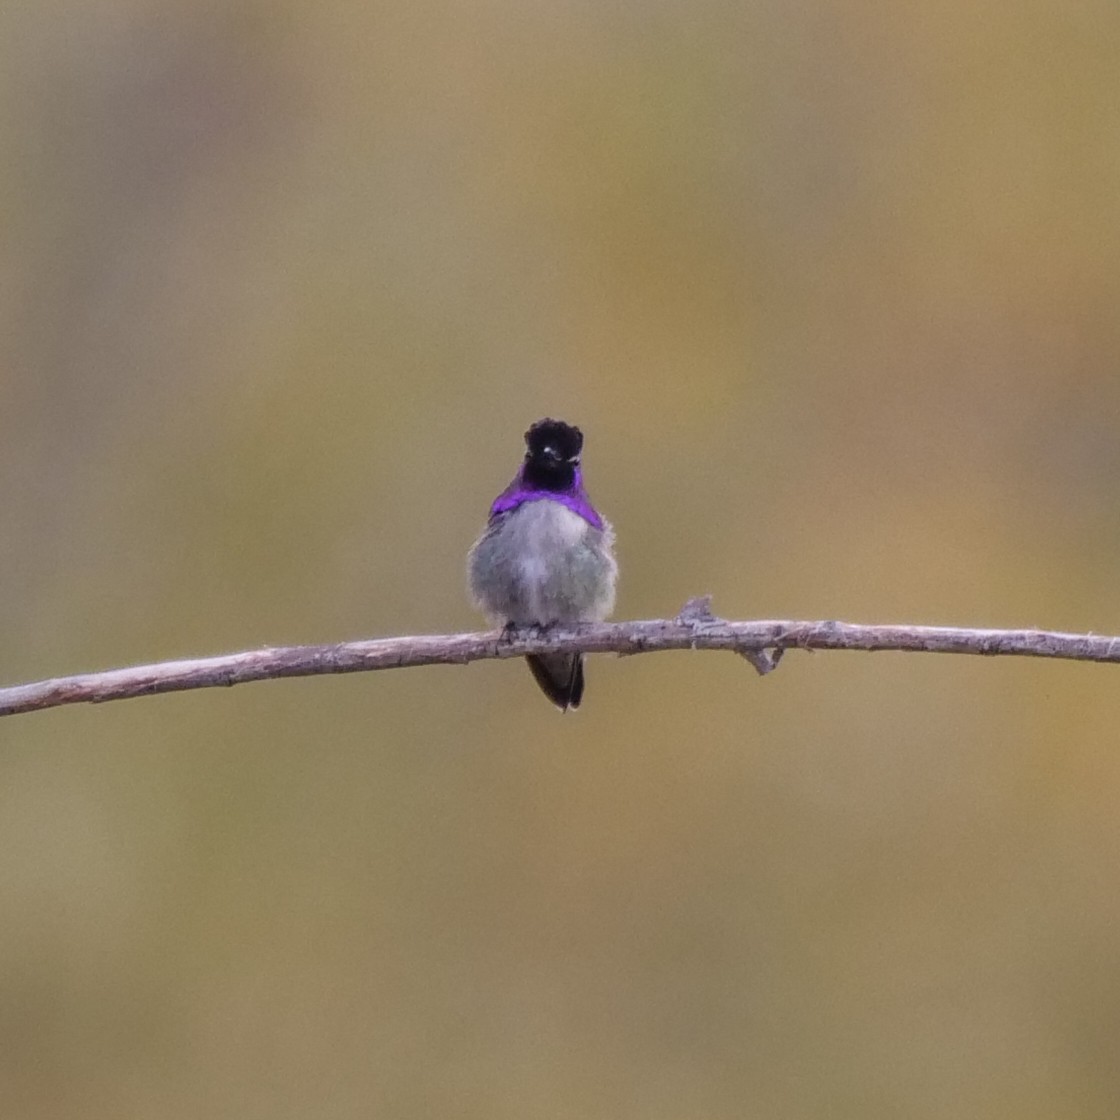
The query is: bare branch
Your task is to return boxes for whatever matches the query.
[1,603,1118,718]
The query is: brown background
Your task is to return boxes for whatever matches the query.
[3,2,1120,1116]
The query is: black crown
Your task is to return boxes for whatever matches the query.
[524,418,583,460]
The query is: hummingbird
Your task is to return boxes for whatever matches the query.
[468,418,618,710]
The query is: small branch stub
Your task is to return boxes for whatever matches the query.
[676,595,778,676]
[0,598,1118,718]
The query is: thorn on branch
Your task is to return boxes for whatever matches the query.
[740,648,784,677]
[677,595,716,623]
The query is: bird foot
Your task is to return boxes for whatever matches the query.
[500,621,555,644]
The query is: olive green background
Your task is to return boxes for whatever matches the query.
[3,2,1120,1117]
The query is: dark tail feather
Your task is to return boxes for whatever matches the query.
[526,654,584,711]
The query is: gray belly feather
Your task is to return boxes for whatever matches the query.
[468,500,617,625]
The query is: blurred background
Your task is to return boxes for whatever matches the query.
[2,1,1120,1116]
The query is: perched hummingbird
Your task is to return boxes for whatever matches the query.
[468,418,618,710]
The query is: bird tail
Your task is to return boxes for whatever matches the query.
[526,653,584,711]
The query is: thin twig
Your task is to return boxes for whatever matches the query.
[0,598,1117,718]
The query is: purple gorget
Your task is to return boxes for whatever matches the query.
[488,467,604,531]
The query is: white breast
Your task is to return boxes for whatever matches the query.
[513,500,589,557]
